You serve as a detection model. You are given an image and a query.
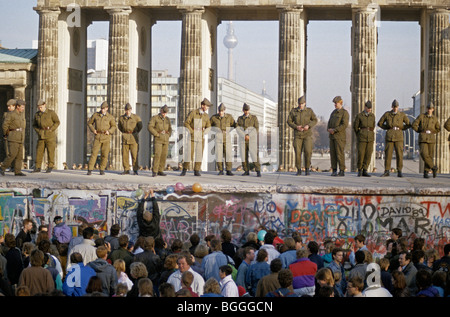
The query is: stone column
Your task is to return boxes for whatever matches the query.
[424,9,450,174]
[178,7,204,125]
[106,7,131,171]
[350,6,378,172]
[35,7,60,112]
[277,6,306,172]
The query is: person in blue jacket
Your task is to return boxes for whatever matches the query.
[63,252,96,296]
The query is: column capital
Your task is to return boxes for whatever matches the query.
[351,4,380,14]
[105,6,132,16]
[276,5,303,13]
[33,6,61,16]
[177,6,205,14]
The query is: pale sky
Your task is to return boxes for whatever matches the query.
[0,0,421,119]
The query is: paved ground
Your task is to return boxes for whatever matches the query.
[0,158,448,195]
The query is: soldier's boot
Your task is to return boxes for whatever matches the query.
[15,172,26,176]
[100,170,105,175]
[362,170,371,177]
[296,169,302,176]
[121,170,130,175]
[432,166,438,178]
[180,169,187,176]
[331,169,337,176]
[0,168,5,176]
[357,169,362,177]
[380,170,390,177]
[152,172,157,177]
[242,170,250,176]
[338,170,345,177]
[133,170,138,175]
[87,170,92,175]
[226,170,234,176]
[256,171,261,177]
[424,171,430,179]
[31,168,41,173]
[397,170,403,178]
[305,169,310,176]
[218,170,224,176]
[194,170,201,176]
[46,168,52,173]
[158,172,167,176]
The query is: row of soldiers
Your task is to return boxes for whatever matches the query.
[1,96,449,178]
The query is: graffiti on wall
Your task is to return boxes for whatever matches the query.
[0,188,449,257]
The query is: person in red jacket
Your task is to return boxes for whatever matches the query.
[289,249,317,297]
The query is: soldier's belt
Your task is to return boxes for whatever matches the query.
[9,128,23,132]
[390,127,400,130]
[124,131,134,134]
[361,127,374,131]
[422,130,432,134]
[43,127,51,130]
[97,131,108,134]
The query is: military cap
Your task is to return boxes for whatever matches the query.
[37,99,46,106]
[332,96,343,104]
[101,101,109,109]
[298,96,306,104]
[391,99,399,108]
[6,99,16,106]
[201,98,212,106]
[16,99,26,106]
[218,103,226,111]
[427,102,435,109]
[365,101,372,109]
[243,103,250,111]
[124,103,132,110]
[161,105,169,113]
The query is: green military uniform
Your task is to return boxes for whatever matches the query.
[87,104,117,173]
[3,99,16,158]
[237,104,261,175]
[377,100,410,176]
[118,107,142,174]
[148,106,172,176]
[183,107,211,172]
[1,106,26,175]
[327,97,349,176]
[445,117,450,151]
[353,102,376,176]
[412,106,440,178]
[210,104,236,174]
[32,102,60,172]
[287,97,318,175]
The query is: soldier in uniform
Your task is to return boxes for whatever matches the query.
[327,96,349,176]
[236,103,261,177]
[87,101,116,175]
[32,99,60,173]
[412,103,440,178]
[210,103,236,176]
[287,96,318,176]
[148,105,172,177]
[377,99,410,177]
[3,99,17,159]
[353,101,376,177]
[0,99,26,176]
[118,103,142,175]
[180,98,212,176]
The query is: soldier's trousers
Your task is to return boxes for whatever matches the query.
[153,142,168,173]
[240,140,260,172]
[357,141,374,171]
[329,138,346,171]
[384,141,403,171]
[122,143,139,171]
[88,139,110,171]
[419,142,435,172]
[215,140,233,171]
[36,138,56,169]
[183,140,204,171]
[293,137,312,171]
[1,141,23,173]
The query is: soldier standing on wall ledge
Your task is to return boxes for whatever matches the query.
[180,98,212,177]
[412,103,440,179]
[237,103,261,177]
[377,99,410,178]
[327,96,349,176]
[210,103,236,176]
[32,99,60,173]
[87,101,117,175]
[287,95,318,176]
[3,99,17,161]
[0,99,26,176]
[353,100,376,177]
[118,103,142,175]
[148,105,172,177]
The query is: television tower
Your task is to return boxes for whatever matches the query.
[223,21,238,81]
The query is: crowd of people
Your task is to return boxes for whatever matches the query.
[1,214,449,299]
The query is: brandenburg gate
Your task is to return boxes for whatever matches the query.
[34,1,449,173]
